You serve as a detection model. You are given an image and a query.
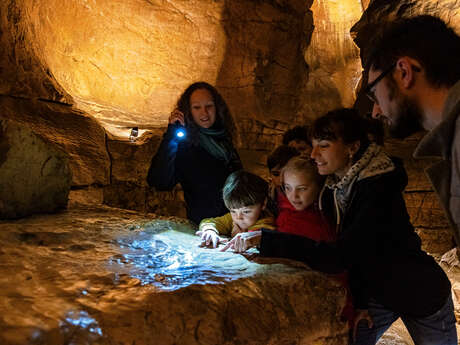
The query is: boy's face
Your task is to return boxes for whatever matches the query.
[283,170,320,211]
[229,203,265,231]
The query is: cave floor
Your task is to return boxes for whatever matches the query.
[0,203,458,345]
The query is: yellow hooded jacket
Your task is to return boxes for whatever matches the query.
[199,211,275,238]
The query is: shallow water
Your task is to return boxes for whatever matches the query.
[109,224,260,290]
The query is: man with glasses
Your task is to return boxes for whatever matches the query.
[359,14,460,345]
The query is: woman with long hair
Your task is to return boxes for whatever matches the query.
[147,82,242,225]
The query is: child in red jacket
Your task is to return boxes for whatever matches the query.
[278,156,354,327]
[276,156,334,241]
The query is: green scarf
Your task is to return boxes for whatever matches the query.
[198,127,236,164]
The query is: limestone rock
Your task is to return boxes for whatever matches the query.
[300,0,363,121]
[107,130,162,185]
[0,205,348,345]
[0,0,365,150]
[0,119,71,219]
[0,96,110,187]
[103,130,187,217]
[352,0,460,60]
[0,1,71,103]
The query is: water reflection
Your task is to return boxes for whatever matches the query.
[58,310,103,345]
[108,221,259,290]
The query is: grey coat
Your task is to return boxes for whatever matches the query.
[414,80,460,246]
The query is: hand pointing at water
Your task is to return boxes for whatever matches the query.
[220,231,261,253]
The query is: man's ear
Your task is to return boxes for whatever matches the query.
[396,56,421,89]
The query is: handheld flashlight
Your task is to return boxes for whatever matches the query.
[174,121,186,140]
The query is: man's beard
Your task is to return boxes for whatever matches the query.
[388,90,424,139]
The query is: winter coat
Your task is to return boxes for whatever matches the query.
[414,79,460,246]
[147,125,242,225]
[259,147,451,317]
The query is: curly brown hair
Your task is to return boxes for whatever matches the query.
[176,82,236,144]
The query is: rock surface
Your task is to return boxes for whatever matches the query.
[0,119,71,219]
[0,0,367,145]
[0,205,348,345]
[0,96,110,187]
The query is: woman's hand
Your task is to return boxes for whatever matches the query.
[196,230,220,248]
[221,231,261,253]
[169,109,185,126]
[231,223,244,237]
[352,309,374,342]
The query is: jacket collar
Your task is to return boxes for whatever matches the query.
[414,80,460,159]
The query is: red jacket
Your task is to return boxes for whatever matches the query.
[275,190,335,242]
[276,190,354,326]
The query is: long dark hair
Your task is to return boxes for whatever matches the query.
[311,108,370,163]
[176,82,235,144]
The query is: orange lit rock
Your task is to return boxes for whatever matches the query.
[21,0,227,133]
[0,0,365,148]
[300,0,362,121]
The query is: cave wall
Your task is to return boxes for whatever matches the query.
[1,0,363,142]
[0,0,364,217]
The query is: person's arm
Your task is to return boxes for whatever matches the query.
[147,125,179,190]
[199,213,233,236]
[259,229,344,274]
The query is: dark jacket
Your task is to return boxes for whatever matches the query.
[147,125,242,224]
[260,158,451,317]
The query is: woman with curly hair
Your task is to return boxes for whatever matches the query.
[147,82,242,224]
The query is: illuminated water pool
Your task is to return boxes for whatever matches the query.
[108,220,260,290]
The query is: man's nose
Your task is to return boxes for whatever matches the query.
[372,103,382,119]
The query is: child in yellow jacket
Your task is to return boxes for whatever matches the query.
[196,170,275,248]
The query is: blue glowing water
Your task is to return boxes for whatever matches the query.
[107,221,259,290]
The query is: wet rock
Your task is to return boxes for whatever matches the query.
[0,205,348,345]
[0,119,71,219]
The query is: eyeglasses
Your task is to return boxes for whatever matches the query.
[365,63,396,104]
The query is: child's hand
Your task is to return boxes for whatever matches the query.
[195,230,220,248]
[221,231,262,253]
